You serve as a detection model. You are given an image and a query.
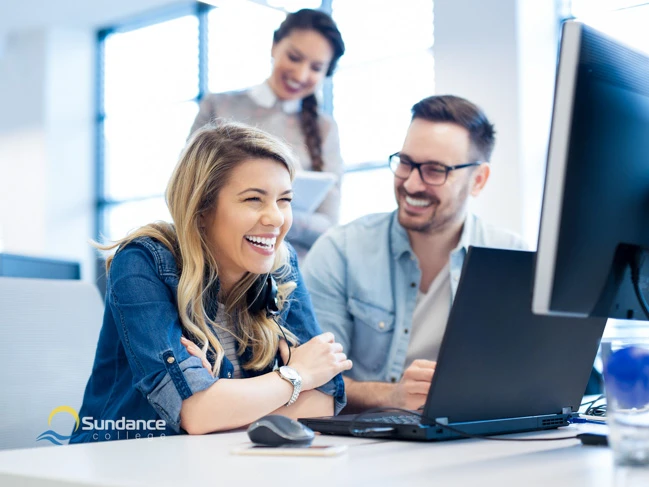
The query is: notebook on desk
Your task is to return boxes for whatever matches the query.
[300,247,608,441]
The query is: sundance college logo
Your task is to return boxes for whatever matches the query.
[37,406,167,444]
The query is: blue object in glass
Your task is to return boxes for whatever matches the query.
[604,346,649,409]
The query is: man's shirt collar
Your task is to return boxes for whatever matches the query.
[390,210,475,260]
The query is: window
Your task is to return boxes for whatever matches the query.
[97,1,436,240]
[206,3,285,93]
[331,0,434,223]
[99,10,200,242]
[564,0,649,54]
[98,2,284,242]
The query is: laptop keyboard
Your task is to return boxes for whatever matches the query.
[358,415,421,425]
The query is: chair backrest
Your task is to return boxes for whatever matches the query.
[0,253,81,280]
[0,277,103,450]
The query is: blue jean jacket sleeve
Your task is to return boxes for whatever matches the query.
[282,244,347,414]
[108,244,218,432]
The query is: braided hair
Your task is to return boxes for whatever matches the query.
[273,9,345,172]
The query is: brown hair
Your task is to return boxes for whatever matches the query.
[411,95,496,162]
[273,9,345,172]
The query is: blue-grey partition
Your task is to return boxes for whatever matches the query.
[0,253,81,280]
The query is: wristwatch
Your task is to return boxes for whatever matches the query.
[275,365,302,406]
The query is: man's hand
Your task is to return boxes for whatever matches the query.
[388,359,436,410]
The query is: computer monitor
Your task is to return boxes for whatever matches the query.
[533,21,649,320]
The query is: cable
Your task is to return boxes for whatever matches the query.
[272,316,291,366]
[348,407,579,442]
[580,394,603,408]
[584,402,607,418]
[581,394,607,417]
[579,394,606,414]
[630,249,649,320]
[571,395,607,420]
[569,417,606,425]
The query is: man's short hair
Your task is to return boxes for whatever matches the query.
[411,95,496,162]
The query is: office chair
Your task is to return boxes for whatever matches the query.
[0,277,103,450]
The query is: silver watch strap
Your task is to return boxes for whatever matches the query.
[286,380,301,406]
[276,369,301,406]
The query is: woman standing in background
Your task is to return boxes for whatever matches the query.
[189,9,345,255]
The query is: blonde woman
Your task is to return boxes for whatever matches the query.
[70,122,351,444]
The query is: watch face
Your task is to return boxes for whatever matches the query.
[279,366,299,381]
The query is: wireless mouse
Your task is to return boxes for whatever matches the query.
[247,415,315,447]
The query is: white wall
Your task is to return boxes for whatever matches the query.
[0,30,49,254]
[0,129,47,253]
[45,29,95,278]
[434,0,558,247]
[517,0,559,247]
[0,28,95,279]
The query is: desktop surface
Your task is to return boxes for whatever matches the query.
[0,426,645,487]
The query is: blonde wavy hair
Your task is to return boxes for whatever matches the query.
[98,121,299,375]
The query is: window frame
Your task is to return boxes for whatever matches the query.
[95,2,336,243]
[95,2,212,244]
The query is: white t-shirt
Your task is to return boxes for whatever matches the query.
[405,262,452,368]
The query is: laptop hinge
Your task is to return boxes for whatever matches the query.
[435,417,449,425]
[562,407,573,415]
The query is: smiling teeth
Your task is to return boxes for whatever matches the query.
[286,79,301,89]
[405,196,433,207]
[245,236,276,248]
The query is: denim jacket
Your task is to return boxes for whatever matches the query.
[302,211,526,384]
[70,237,345,444]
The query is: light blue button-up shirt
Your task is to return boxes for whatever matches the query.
[302,211,527,383]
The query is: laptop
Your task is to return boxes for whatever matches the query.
[300,247,607,441]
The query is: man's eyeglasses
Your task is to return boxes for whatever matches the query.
[388,152,483,186]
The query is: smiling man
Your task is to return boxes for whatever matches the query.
[302,95,527,412]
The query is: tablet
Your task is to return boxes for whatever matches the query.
[291,171,337,214]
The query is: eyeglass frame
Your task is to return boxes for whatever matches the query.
[388,152,484,186]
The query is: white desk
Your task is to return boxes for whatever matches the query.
[0,426,648,487]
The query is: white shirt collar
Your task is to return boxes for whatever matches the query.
[454,212,477,253]
[248,81,301,114]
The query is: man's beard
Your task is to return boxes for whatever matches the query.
[399,203,448,234]
[397,185,469,235]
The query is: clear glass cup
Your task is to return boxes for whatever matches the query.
[604,342,649,466]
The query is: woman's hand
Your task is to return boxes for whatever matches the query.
[279,332,352,391]
[181,336,214,377]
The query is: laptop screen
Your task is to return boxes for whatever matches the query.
[422,247,606,424]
